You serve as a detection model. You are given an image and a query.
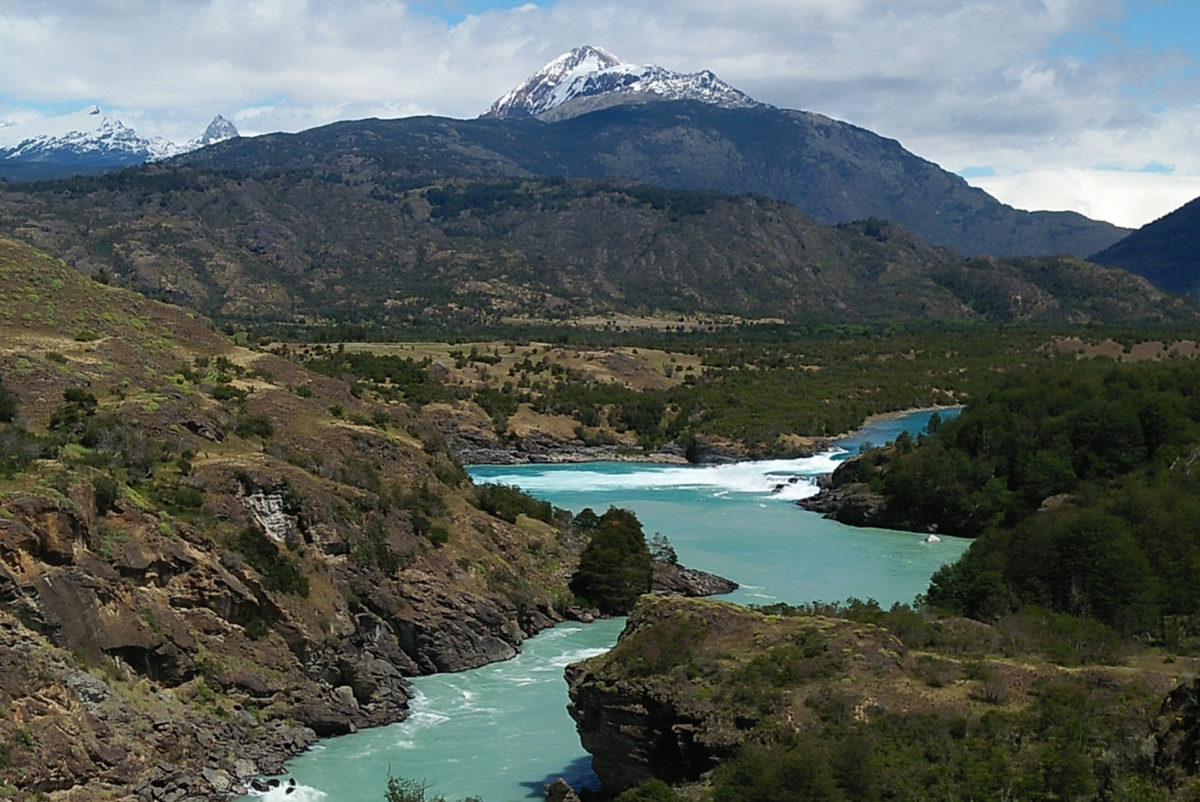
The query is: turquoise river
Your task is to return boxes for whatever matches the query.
[245,409,967,802]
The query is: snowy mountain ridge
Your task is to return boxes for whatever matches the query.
[482,45,762,119]
[0,106,238,171]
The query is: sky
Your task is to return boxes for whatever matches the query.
[1,0,1197,229]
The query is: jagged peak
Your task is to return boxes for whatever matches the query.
[543,45,624,74]
[482,46,760,120]
[194,114,240,147]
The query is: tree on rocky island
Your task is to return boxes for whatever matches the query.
[570,507,653,615]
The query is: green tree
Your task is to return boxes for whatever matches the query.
[649,532,678,565]
[569,507,653,615]
[710,742,845,802]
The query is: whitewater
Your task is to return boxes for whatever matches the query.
[242,409,964,802]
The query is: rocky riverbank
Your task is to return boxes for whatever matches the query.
[796,450,898,528]
[441,417,831,467]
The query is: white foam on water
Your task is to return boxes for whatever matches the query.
[505,675,542,686]
[406,709,451,727]
[245,782,327,801]
[480,453,840,499]
[547,646,611,669]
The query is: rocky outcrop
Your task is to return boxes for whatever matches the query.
[797,481,892,527]
[796,453,896,527]
[0,364,584,796]
[543,777,583,802]
[565,596,915,794]
[565,596,1180,797]
[0,464,577,799]
[241,491,298,543]
[0,236,596,800]
[651,561,738,597]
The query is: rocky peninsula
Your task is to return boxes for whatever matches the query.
[565,595,1189,799]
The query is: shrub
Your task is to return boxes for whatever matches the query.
[151,482,205,514]
[384,772,481,802]
[93,475,120,516]
[615,779,681,802]
[351,519,407,575]
[49,388,98,433]
[0,426,43,477]
[231,526,309,596]
[209,383,247,402]
[427,524,450,548]
[244,617,270,640]
[234,414,274,439]
[0,378,16,423]
[649,532,678,565]
[474,482,553,524]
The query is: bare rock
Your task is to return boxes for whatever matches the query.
[66,669,112,711]
[651,560,738,597]
[545,776,583,802]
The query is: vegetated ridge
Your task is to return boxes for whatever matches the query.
[1090,194,1200,296]
[0,169,1180,330]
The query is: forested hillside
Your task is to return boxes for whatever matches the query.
[0,169,1184,330]
[838,359,1200,636]
[1091,195,1200,296]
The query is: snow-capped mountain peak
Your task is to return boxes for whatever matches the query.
[0,107,239,176]
[0,105,181,166]
[189,115,240,149]
[482,45,761,119]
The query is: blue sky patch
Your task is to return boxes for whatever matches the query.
[414,0,538,24]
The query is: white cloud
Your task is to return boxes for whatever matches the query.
[972,168,1200,229]
[0,0,1196,226]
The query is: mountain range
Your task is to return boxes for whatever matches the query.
[0,107,238,182]
[172,46,1128,259]
[0,45,1194,320]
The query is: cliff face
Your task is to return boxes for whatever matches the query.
[0,238,580,799]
